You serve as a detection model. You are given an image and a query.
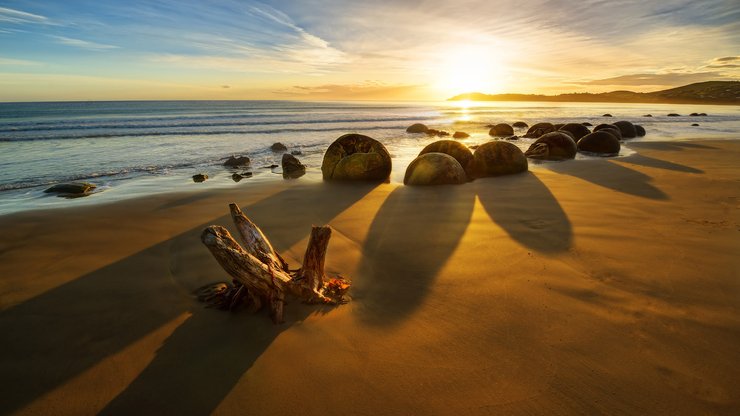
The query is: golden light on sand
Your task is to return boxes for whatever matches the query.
[434,46,505,96]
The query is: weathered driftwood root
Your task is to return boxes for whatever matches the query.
[199,203,350,323]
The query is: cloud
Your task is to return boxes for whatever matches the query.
[0,57,41,65]
[51,36,118,50]
[573,71,729,87]
[274,81,424,99]
[705,56,740,69]
[0,7,48,24]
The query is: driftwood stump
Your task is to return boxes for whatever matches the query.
[198,203,350,323]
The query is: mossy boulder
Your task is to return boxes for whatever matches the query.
[406,123,428,133]
[524,122,555,138]
[577,131,620,155]
[419,140,473,177]
[489,123,514,136]
[404,153,467,186]
[558,123,591,140]
[612,120,637,138]
[469,141,528,178]
[524,132,577,160]
[321,134,392,181]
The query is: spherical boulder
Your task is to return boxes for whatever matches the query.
[419,140,473,176]
[406,123,428,133]
[404,153,467,186]
[553,123,565,130]
[524,122,555,138]
[512,121,528,128]
[452,131,470,139]
[635,125,646,136]
[489,123,514,136]
[469,141,528,178]
[612,120,637,138]
[594,124,623,140]
[524,132,577,160]
[321,134,392,181]
[558,123,591,140]
[577,131,620,155]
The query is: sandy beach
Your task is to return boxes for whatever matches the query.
[1,139,738,415]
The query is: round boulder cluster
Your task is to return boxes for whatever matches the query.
[524,132,577,161]
[558,123,591,141]
[577,131,620,156]
[321,134,392,181]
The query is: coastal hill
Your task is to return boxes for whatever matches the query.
[448,81,740,105]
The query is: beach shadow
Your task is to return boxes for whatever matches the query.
[0,181,376,415]
[353,184,475,325]
[474,172,572,254]
[630,142,717,151]
[619,154,704,174]
[549,160,669,200]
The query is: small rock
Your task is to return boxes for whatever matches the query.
[643,114,653,117]
[44,182,96,196]
[691,123,700,127]
[453,131,470,139]
[505,135,519,141]
[223,155,250,167]
[291,150,302,155]
[667,113,680,117]
[406,123,428,133]
[270,142,288,152]
[232,172,253,182]
[192,174,208,183]
[282,153,306,178]
[512,121,528,128]
[602,114,613,117]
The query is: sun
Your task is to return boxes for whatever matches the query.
[433,45,507,96]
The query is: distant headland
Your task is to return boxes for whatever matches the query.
[448,81,740,105]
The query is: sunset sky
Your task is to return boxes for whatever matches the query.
[0,0,738,101]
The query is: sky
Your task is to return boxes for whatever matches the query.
[0,0,738,101]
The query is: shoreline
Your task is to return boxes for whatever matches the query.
[1,139,739,414]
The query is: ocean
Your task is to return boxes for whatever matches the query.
[1,100,738,215]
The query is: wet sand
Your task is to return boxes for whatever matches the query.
[0,140,738,415]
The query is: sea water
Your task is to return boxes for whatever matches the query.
[1,100,738,215]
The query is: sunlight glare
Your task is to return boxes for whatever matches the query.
[434,46,506,96]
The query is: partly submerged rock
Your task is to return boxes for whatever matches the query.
[44,182,96,196]
[223,155,250,167]
[594,124,623,140]
[232,172,253,182]
[524,122,555,138]
[635,125,646,136]
[512,121,528,128]
[559,123,591,141]
[452,131,470,139]
[643,114,653,117]
[667,113,680,117]
[524,132,577,160]
[321,133,392,181]
[577,131,620,155]
[469,141,528,178]
[406,123,429,133]
[612,120,637,139]
[404,152,467,186]
[282,153,306,178]
[270,142,288,152]
[691,123,700,127]
[602,113,613,117]
[192,174,208,183]
[489,123,514,136]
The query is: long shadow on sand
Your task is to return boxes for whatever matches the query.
[0,182,376,415]
[618,154,704,174]
[352,185,475,326]
[475,172,572,255]
[549,159,669,200]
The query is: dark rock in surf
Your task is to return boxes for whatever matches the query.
[270,142,288,152]
[594,124,623,140]
[524,122,555,138]
[406,123,429,133]
[635,125,646,136]
[612,120,637,139]
[453,131,470,139]
[192,174,208,183]
[489,123,514,136]
[559,123,591,141]
[44,182,97,196]
[223,155,250,167]
[602,114,613,117]
[577,131,620,155]
[512,121,528,128]
[524,132,577,160]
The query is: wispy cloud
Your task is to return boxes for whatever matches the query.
[0,57,41,66]
[0,7,48,24]
[51,36,118,51]
[274,81,424,100]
